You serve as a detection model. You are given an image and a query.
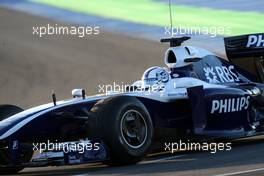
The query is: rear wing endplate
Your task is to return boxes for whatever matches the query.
[224,33,264,59]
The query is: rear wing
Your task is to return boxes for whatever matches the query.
[224,33,264,59]
[224,34,264,82]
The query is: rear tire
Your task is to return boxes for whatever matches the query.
[91,96,153,166]
[0,105,32,174]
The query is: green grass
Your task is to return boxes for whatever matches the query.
[30,0,264,36]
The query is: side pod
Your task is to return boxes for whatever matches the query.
[187,86,207,134]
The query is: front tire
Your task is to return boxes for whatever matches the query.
[91,96,153,165]
[0,105,23,121]
[0,105,32,174]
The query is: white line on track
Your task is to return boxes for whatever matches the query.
[142,154,186,164]
[213,167,264,176]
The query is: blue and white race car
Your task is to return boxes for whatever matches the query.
[0,34,264,174]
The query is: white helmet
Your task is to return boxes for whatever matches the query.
[141,67,170,87]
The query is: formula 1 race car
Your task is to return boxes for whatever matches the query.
[0,33,264,174]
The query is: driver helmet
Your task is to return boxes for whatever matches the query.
[141,66,170,87]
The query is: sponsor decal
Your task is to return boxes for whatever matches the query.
[204,65,239,83]
[247,34,264,48]
[211,96,250,114]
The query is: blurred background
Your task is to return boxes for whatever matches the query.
[0,0,263,108]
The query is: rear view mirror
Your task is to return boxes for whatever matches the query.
[72,89,86,99]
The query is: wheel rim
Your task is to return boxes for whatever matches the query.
[120,110,148,149]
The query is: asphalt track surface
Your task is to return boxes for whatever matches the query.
[20,136,264,176]
[0,7,264,176]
